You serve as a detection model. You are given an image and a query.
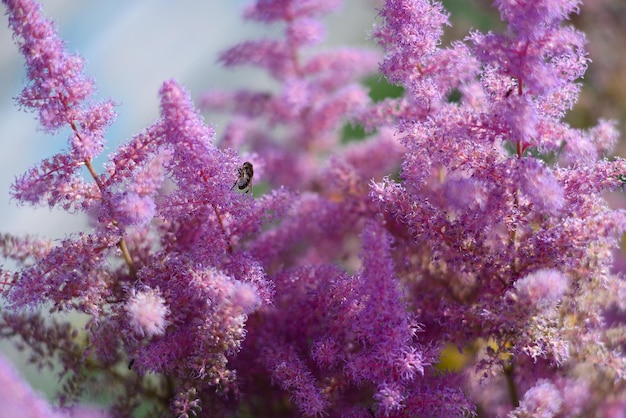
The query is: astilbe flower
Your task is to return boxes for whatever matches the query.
[197,1,462,415]
[3,0,626,416]
[5,0,114,211]
[125,286,169,338]
[370,0,626,416]
[509,379,562,418]
[0,0,289,415]
[236,220,475,416]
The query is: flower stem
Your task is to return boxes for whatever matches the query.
[503,362,519,408]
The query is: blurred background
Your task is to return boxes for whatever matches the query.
[0,0,624,405]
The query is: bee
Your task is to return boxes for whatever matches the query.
[231,161,254,194]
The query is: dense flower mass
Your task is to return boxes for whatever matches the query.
[2,0,626,416]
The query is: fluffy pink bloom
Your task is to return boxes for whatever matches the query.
[4,0,95,132]
[510,379,562,418]
[396,347,428,381]
[515,269,569,309]
[494,0,581,34]
[229,281,262,315]
[374,382,405,415]
[518,159,565,214]
[111,192,156,227]
[3,0,626,416]
[125,287,169,338]
[4,0,114,212]
[590,118,620,156]
[373,0,449,85]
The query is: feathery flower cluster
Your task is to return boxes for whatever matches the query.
[125,287,169,338]
[2,0,626,416]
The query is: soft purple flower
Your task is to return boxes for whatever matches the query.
[558,378,590,416]
[286,17,324,46]
[443,176,489,212]
[4,0,96,132]
[510,379,562,418]
[514,269,569,309]
[111,192,156,228]
[518,159,565,214]
[2,0,626,416]
[264,345,330,416]
[494,0,581,35]
[125,287,169,338]
[396,347,428,381]
[373,382,405,415]
[228,281,262,315]
[3,0,114,212]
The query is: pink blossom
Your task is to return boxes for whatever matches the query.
[510,379,562,418]
[111,192,156,227]
[125,287,169,338]
[515,269,569,309]
[2,0,626,416]
[374,382,405,415]
[229,281,261,315]
[518,158,565,214]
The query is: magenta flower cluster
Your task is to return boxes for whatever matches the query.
[2,0,626,416]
